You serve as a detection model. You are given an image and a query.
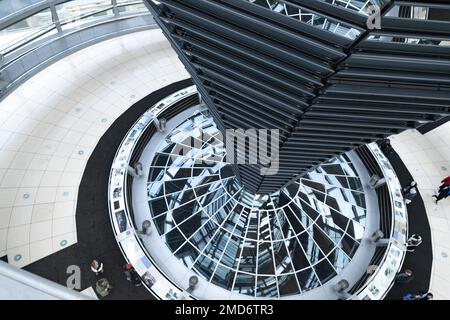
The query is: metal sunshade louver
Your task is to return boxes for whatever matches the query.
[145,0,450,194]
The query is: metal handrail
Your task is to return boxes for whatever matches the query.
[108,85,198,300]
[351,147,392,294]
[0,260,91,300]
[0,0,155,101]
[57,5,115,26]
[352,143,408,300]
[1,24,56,56]
[0,0,148,57]
[1,11,149,70]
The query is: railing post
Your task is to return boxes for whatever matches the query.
[370,230,389,246]
[49,4,62,33]
[154,117,167,132]
[0,260,90,299]
[127,162,143,177]
[0,72,8,95]
[137,220,152,235]
[368,174,386,189]
[186,275,198,294]
[333,279,351,299]
[112,0,119,16]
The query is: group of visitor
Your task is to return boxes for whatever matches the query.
[89,259,142,298]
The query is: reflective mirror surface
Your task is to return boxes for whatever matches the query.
[146,112,367,297]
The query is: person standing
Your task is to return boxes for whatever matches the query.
[404,187,417,204]
[403,181,417,194]
[91,259,104,276]
[380,139,393,155]
[433,186,450,204]
[130,269,142,287]
[123,263,142,287]
[95,278,112,297]
[395,269,414,284]
[123,263,133,281]
[406,234,422,252]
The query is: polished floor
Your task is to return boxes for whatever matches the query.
[24,79,193,299]
[0,29,189,267]
[391,122,450,299]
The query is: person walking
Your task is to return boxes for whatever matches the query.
[438,176,450,192]
[417,292,434,300]
[395,269,414,284]
[90,259,104,276]
[433,185,450,204]
[403,292,433,300]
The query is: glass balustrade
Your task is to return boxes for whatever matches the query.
[0,0,150,57]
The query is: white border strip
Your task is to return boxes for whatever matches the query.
[354,143,408,300]
[108,85,197,300]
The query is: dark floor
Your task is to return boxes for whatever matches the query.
[384,149,433,300]
[24,79,192,300]
[20,78,433,300]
